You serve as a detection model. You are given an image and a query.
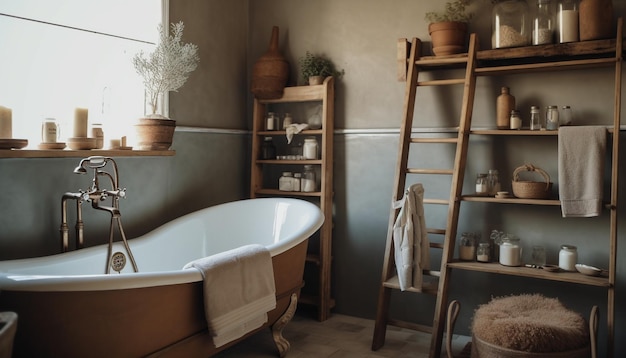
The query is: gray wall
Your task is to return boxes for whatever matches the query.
[1,0,625,356]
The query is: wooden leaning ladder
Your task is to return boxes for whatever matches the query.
[371,34,479,358]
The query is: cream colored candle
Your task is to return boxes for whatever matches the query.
[109,139,121,149]
[0,106,13,139]
[73,108,88,137]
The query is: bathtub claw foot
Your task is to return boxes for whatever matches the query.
[272,293,297,357]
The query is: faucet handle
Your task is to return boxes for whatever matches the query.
[118,188,127,199]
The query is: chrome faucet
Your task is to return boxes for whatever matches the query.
[60,156,138,273]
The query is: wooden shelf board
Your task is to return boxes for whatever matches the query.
[0,149,175,158]
[256,159,322,165]
[255,189,322,197]
[257,129,323,136]
[382,275,439,295]
[470,129,558,135]
[448,261,610,287]
[461,195,561,206]
[257,84,326,103]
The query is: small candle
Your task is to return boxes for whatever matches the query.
[109,139,121,149]
[120,136,127,147]
[73,108,88,137]
[0,106,13,139]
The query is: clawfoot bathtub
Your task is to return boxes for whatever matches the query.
[0,198,323,358]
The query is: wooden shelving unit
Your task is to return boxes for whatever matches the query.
[250,77,335,321]
[376,19,622,357]
[0,149,175,158]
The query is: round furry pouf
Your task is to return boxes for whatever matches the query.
[471,294,589,354]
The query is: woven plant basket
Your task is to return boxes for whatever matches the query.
[511,164,552,199]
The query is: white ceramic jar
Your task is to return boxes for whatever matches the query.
[303,137,318,159]
[559,244,578,271]
[499,236,522,266]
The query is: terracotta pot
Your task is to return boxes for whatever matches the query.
[428,21,468,56]
[308,76,324,85]
[251,26,289,99]
[579,0,614,41]
[135,117,176,150]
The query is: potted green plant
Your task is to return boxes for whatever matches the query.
[424,0,471,56]
[299,52,344,85]
[132,21,199,150]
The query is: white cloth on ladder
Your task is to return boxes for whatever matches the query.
[392,183,430,291]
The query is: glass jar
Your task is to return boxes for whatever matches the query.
[282,112,293,130]
[477,242,491,262]
[265,112,277,131]
[303,137,318,159]
[293,172,302,192]
[302,165,317,192]
[91,123,104,149]
[533,0,555,45]
[510,109,522,129]
[546,105,560,130]
[530,105,542,130]
[499,235,522,266]
[559,244,578,271]
[493,0,532,49]
[476,173,489,196]
[459,233,477,261]
[279,172,294,191]
[487,169,501,196]
[260,136,276,160]
[560,105,573,125]
[558,0,579,43]
[531,245,547,266]
[41,118,60,143]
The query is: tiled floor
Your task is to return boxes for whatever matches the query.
[213,311,470,358]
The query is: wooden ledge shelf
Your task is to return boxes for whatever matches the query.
[448,261,610,288]
[0,149,175,158]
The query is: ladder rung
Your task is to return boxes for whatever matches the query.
[407,168,454,175]
[387,318,433,334]
[424,198,451,205]
[410,137,458,144]
[424,270,441,277]
[382,275,439,294]
[429,242,444,249]
[427,228,446,235]
[415,57,468,66]
[417,79,465,86]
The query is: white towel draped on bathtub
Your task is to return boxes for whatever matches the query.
[392,183,430,291]
[183,244,276,347]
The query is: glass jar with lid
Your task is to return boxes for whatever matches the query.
[476,173,489,196]
[260,137,276,160]
[459,233,478,261]
[302,165,317,192]
[279,172,294,191]
[477,242,491,262]
[533,0,555,45]
[558,0,579,43]
[558,244,578,271]
[510,109,522,129]
[493,0,532,48]
[530,105,542,130]
[546,105,560,130]
[498,235,522,266]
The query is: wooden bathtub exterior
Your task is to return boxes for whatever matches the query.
[0,240,308,357]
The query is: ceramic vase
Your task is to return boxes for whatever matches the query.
[251,26,289,99]
[579,0,614,41]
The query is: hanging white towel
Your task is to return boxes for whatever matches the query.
[558,126,606,217]
[392,183,430,291]
[183,244,276,347]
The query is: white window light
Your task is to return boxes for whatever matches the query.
[0,0,164,146]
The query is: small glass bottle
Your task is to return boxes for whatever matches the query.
[303,137,318,159]
[533,0,555,45]
[558,0,579,43]
[476,173,489,196]
[302,165,317,192]
[546,105,560,130]
[559,244,578,271]
[510,110,522,129]
[279,172,294,191]
[459,233,477,261]
[492,0,532,49]
[477,242,491,263]
[530,105,542,130]
[260,137,276,160]
[283,112,293,130]
[265,112,276,131]
[293,172,302,191]
[496,87,515,129]
[560,105,573,125]
[487,169,501,196]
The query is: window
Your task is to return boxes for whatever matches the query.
[0,0,163,145]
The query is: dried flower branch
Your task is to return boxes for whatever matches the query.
[133,21,199,117]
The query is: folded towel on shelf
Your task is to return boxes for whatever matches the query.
[558,126,606,217]
[183,244,276,347]
[392,183,430,291]
[285,123,309,144]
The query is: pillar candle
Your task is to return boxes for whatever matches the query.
[73,108,88,138]
[0,106,12,139]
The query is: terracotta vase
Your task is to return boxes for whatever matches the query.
[251,26,289,99]
[429,21,468,56]
[135,117,176,150]
[579,0,614,41]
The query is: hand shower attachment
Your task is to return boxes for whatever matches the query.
[61,156,138,274]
